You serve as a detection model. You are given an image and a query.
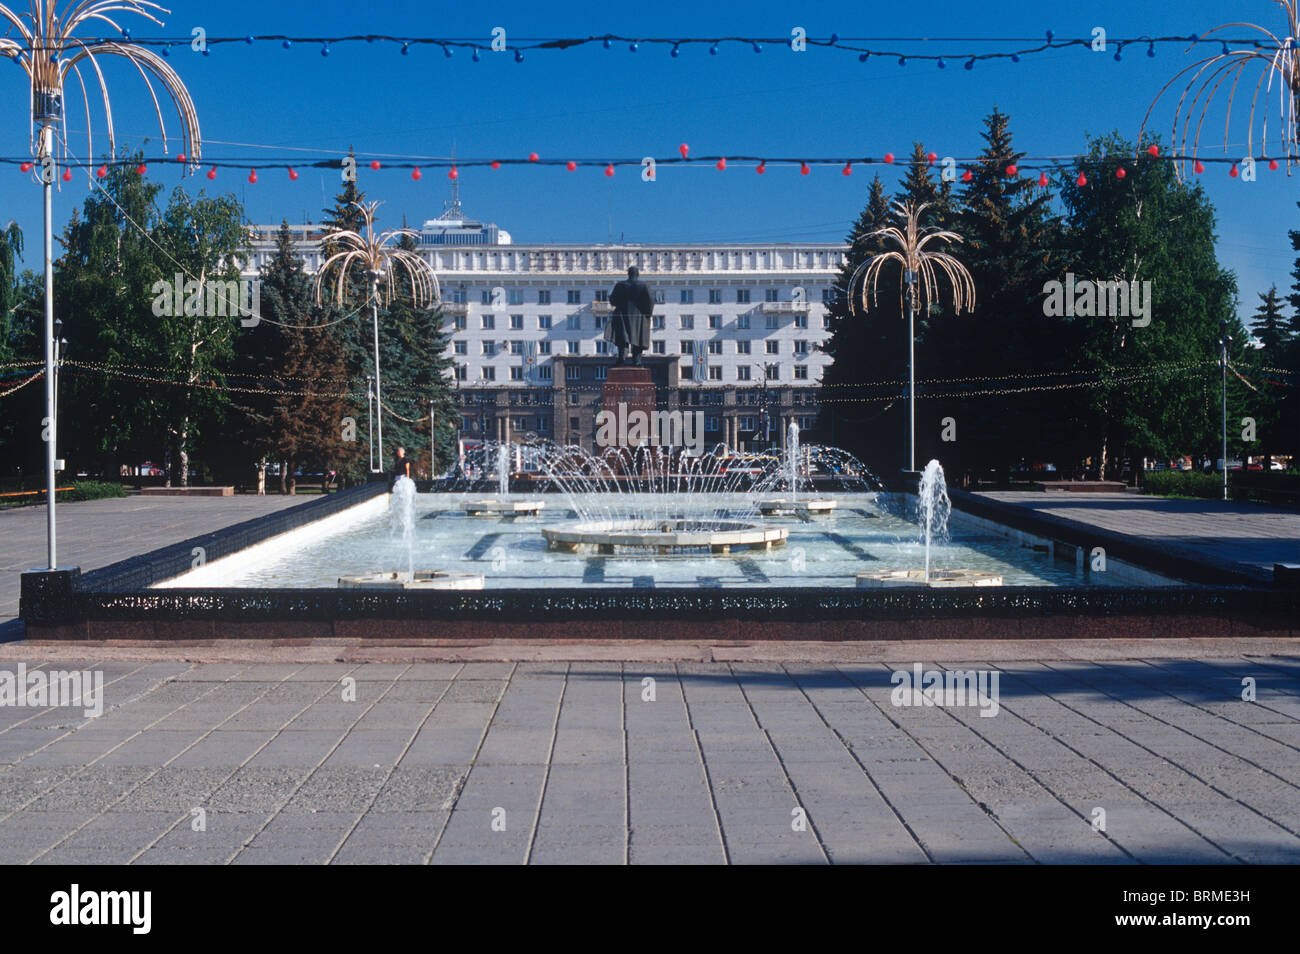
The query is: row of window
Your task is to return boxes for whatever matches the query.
[460,415,820,434]
[454,339,815,357]
[458,389,819,406]
[455,288,837,306]
[455,364,813,382]
[455,313,829,332]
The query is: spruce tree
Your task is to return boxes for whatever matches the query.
[1251,286,1289,353]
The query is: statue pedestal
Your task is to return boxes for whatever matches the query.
[600,366,657,459]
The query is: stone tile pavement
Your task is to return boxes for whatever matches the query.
[2,651,1298,864]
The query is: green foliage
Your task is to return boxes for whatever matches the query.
[1140,470,1224,499]
[66,480,128,501]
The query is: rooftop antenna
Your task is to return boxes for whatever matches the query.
[443,141,462,218]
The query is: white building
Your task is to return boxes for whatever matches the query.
[246,198,849,452]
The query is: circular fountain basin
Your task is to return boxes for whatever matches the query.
[856,568,1003,588]
[339,570,486,590]
[464,499,546,516]
[543,519,788,554]
[757,498,838,516]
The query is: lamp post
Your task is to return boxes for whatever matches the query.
[904,269,918,473]
[1219,319,1230,502]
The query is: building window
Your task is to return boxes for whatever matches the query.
[708,366,722,381]
[538,314,552,330]
[736,314,751,330]
[454,341,467,355]
[823,315,833,329]
[567,289,582,304]
[680,289,694,304]
[765,314,778,329]
[708,315,721,330]
[679,340,692,355]
[794,366,809,380]
[708,289,722,304]
[822,288,834,304]
[736,340,751,355]
[567,341,580,354]
[596,340,611,354]
[480,289,493,305]
[652,315,665,331]
[482,315,495,330]
[566,365,581,380]
[708,341,723,355]
[679,315,694,330]
[594,366,608,381]
[567,314,581,330]
[766,341,780,355]
[794,314,808,329]
[736,289,751,304]
[652,341,665,354]
[508,290,524,305]
[570,416,580,430]
[765,288,780,302]
[481,367,496,381]
[510,341,525,355]
[456,365,467,380]
[794,340,809,355]
[510,314,524,330]
[766,365,779,380]
[451,288,468,304]
[594,289,609,303]
[453,315,467,330]
[538,341,552,355]
[739,416,755,431]
[705,415,720,431]
[538,289,552,305]
[595,316,609,330]
[681,365,693,381]
[482,341,497,356]
[510,367,524,381]
[654,290,666,304]
[568,392,580,405]
[736,366,752,381]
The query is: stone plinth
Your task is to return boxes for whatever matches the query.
[600,366,657,454]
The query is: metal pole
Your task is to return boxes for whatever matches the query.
[42,128,57,570]
[429,402,436,477]
[370,273,384,473]
[907,295,916,474]
[366,374,375,472]
[1220,325,1229,502]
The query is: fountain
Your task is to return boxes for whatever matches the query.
[758,422,838,515]
[857,459,1003,588]
[339,475,485,589]
[463,440,546,516]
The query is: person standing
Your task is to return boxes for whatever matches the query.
[390,446,413,489]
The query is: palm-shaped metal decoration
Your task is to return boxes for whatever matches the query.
[848,200,975,472]
[1,1,200,570]
[315,200,441,473]
[1141,2,1299,177]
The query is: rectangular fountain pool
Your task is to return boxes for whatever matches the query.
[156,493,1182,590]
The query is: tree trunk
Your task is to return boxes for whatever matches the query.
[279,459,287,495]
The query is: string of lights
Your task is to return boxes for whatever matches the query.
[6,31,1271,66]
[7,150,1293,184]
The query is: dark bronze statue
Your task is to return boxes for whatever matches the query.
[604,266,653,366]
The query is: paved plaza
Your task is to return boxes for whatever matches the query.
[1,647,1298,864]
[975,492,1300,583]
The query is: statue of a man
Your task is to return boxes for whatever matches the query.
[605,266,653,366]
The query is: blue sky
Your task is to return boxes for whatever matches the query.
[0,0,1295,325]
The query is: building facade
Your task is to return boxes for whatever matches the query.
[246,201,848,454]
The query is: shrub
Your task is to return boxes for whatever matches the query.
[1141,470,1223,499]
[66,481,128,502]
